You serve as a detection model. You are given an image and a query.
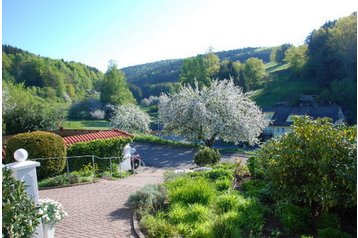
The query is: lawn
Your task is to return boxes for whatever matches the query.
[63,120,111,130]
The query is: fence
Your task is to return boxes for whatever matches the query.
[31,155,128,180]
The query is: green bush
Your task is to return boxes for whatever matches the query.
[215,178,232,191]
[318,228,352,238]
[241,179,272,202]
[214,193,239,213]
[2,168,41,238]
[39,174,69,187]
[210,211,242,238]
[205,168,234,181]
[5,131,67,179]
[236,196,265,236]
[141,213,178,238]
[318,213,341,230]
[67,137,132,172]
[194,147,221,166]
[167,177,216,205]
[275,202,310,234]
[127,184,167,214]
[254,117,357,211]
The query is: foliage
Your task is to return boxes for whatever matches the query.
[243,57,268,90]
[275,201,310,234]
[2,81,65,135]
[3,45,103,102]
[133,134,198,148]
[67,98,103,120]
[270,44,293,64]
[252,116,357,211]
[284,45,308,74]
[193,147,221,166]
[205,168,233,181]
[110,104,151,133]
[141,214,178,238]
[179,55,211,88]
[100,63,135,105]
[67,137,132,172]
[5,131,67,179]
[318,228,352,238]
[38,174,70,187]
[127,184,167,214]
[214,193,240,213]
[159,79,268,147]
[166,177,216,205]
[2,168,41,238]
[39,199,68,225]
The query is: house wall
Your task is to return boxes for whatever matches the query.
[271,126,291,137]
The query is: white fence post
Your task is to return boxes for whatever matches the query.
[5,149,43,238]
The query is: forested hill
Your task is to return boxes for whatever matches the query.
[121,47,271,85]
[2,45,104,102]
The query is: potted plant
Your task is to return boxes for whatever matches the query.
[39,199,68,238]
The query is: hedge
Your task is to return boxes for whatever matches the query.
[5,131,66,179]
[66,137,132,172]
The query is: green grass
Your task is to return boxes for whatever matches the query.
[134,134,200,148]
[252,64,320,107]
[63,120,111,129]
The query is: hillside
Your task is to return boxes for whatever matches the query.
[121,47,272,85]
[2,45,104,102]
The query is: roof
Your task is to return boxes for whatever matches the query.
[263,106,344,126]
[63,129,133,147]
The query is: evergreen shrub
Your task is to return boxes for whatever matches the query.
[194,147,221,166]
[5,131,66,179]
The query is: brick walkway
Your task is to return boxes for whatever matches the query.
[39,168,164,238]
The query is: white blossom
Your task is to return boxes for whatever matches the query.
[158,79,269,147]
[39,199,68,225]
[110,104,151,133]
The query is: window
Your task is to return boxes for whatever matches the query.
[282,128,285,133]
[277,128,280,133]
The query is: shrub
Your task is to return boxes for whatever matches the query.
[68,98,102,120]
[275,202,310,234]
[215,178,232,191]
[318,213,341,230]
[2,168,41,238]
[38,174,69,187]
[210,211,242,238]
[5,131,67,179]
[214,193,239,213]
[205,168,233,181]
[167,177,216,205]
[234,158,251,179]
[193,147,221,166]
[168,203,209,225]
[127,184,167,214]
[241,179,272,202]
[141,214,178,238]
[236,196,265,236]
[67,137,132,172]
[318,228,352,238]
[254,117,357,211]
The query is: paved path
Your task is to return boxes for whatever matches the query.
[39,143,247,237]
[39,167,164,238]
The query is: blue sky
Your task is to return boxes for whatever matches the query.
[2,0,356,72]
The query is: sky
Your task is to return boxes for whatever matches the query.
[2,0,357,72]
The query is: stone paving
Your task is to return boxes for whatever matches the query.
[39,167,164,238]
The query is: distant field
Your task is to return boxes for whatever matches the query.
[63,120,111,130]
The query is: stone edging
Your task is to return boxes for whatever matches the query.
[131,211,146,238]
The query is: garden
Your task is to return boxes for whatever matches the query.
[128,117,357,238]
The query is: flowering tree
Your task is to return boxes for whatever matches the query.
[158,79,268,147]
[110,104,151,133]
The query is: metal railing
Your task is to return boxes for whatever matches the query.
[31,155,126,179]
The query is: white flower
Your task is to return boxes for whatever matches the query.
[39,199,68,224]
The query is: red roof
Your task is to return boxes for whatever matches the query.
[63,129,133,147]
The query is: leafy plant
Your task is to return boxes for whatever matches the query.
[39,174,69,187]
[167,177,216,205]
[254,117,357,211]
[67,137,132,172]
[193,147,221,166]
[318,228,352,238]
[39,199,68,225]
[215,178,232,191]
[127,184,167,215]
[214,193,239,213]
[141,214,178,238]
[275,201,310,234]
[2,168,41,238]
[5,131,67,179]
